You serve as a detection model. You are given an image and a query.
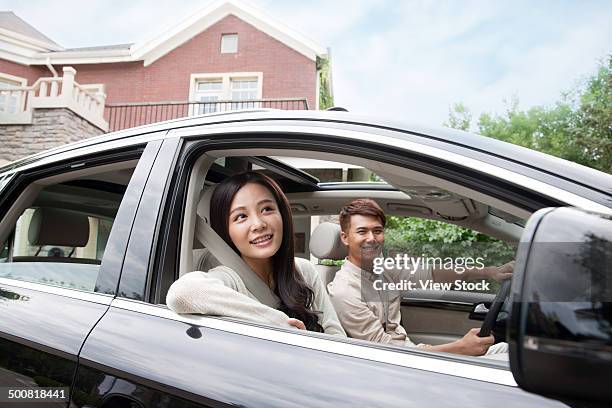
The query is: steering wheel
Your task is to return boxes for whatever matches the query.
[478,279,512,342]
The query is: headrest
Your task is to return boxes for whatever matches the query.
[28,208,90,247]
[197,185,217,223]
[309,222,347,260]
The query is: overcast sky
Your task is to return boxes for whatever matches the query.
[2,0,611,128]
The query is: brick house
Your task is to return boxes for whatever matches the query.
[0,0,333,163]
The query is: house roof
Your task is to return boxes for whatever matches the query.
[130,0,327,65]
[0,11,60,47]
[63,43,134,52]
[0,0,327,66]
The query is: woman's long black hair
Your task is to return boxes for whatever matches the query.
[210,171,323,332]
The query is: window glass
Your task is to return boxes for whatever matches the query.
[195,80,223,114]
[192,75,262,114]
[230,78,258,109]
[220,34,238,53]
[0,169,133,292]
[197,81,223,91]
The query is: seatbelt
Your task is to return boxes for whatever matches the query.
[377,251,390,331]
[195,217,280,308]
[379,272,390,331]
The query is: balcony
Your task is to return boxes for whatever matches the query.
[0,67,107,131]
[105,98,309,132]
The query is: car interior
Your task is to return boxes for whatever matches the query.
[175,147,526,351]
[0,161,137,291]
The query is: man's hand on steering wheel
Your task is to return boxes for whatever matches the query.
[487,261,515,282]
[478,279,512,342]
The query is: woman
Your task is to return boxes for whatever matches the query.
[167,171,345,336]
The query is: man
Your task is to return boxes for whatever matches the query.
[327,198,511,356]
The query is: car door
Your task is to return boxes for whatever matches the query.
[0,140,159,406]
[69,137,203,408]
[65,122,587,408]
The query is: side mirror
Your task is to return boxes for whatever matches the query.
[509,207,612,406]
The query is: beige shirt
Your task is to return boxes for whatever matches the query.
[326,260,511,358]
[327,259,430,346]
[206,257,346,336]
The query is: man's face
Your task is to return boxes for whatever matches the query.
[341,214,384,269]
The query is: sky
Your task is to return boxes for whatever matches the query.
[2,0,611,128]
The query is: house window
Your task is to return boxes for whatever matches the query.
[194,79,223,114]
[221,34,238,54]
[190,72,263,115]
[231,78,258,100]
[231,78,258,109]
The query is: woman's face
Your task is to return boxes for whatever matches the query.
[228,182,284,262]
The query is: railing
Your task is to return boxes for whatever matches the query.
[0,67,108,130]
[105,98,309,132]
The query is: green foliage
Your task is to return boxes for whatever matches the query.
[448,55,612,173]
[384,216,516,267]
[317,56,334,110]
[572,57,612,172]
[320,258,345,266]
[444,102,472,131]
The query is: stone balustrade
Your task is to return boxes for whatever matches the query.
[0,67,108,131]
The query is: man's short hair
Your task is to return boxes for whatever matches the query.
[339,198,386,232]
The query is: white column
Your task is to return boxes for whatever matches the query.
[50,80,59,97]
[96,91,106,116]
[39,81,48,98]
[61,66,76,104]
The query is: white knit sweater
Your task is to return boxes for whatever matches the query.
[166,257,346,336]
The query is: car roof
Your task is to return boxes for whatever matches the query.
[1,109,610,198]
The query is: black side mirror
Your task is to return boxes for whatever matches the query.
[509,207,612,407]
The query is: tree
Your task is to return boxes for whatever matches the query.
[317,56,334,110]
[572,56,612,172]
[383,56,609,280]
[448,55,611,173]
[444,102,472,131]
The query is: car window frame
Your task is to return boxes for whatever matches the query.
[149,130,604,303]
[117,137,182,301]
[0,140,161,296]
[169,122,612,214]
[144,125,610,386]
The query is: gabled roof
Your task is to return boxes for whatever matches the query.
[130,0,327,65]
[63,43,133,52]
[0,0,327,66]
[0,11,60,47]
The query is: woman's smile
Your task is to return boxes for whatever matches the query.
[250,233,274,246]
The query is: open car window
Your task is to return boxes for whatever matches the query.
[159,146,531,366]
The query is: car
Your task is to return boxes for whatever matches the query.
[0,109,610,407]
